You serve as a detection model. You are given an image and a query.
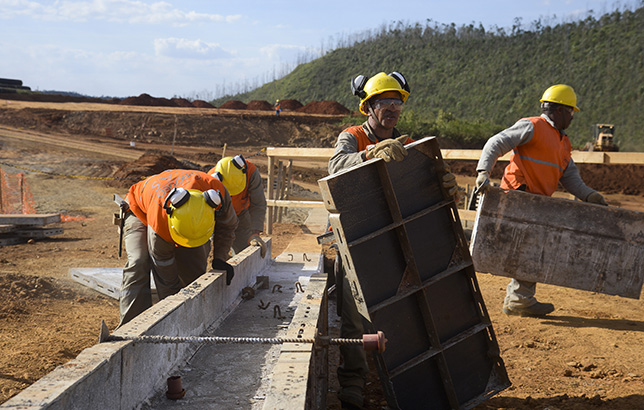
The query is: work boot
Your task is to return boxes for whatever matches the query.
[502,301,554,317]
[338,385,364,409]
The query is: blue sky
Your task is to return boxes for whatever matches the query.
[0,0,637,99]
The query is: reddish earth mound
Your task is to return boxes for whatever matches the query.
[193,100,215,108]
[297,100,350,115]
[120,93,177,107]
[448,160,644,196]
[246,100,273,111]
[219,100,247,110]
[110,153,200,188]
[278,99,303,111]
[0,92,120,104]
[171,97,194,107]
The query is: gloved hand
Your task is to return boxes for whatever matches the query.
[249,233,267,258]
[365,135,408,162]
[475,170,490,194]
[585,191,608,206]
[211,258,235,285]
[441,164,459,198]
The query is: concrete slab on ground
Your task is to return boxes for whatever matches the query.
[69,267,156,299]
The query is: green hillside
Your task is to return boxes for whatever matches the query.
[214,5,644,150]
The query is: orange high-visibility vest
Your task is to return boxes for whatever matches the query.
[126,169,226,244]
[230,161,257,215]
[343,125,412,152]
[500,116,572,196]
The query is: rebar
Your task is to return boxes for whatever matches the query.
[105,334,364,347]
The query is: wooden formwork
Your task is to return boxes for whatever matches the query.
[470,187,644,299]
[318,137,509,410]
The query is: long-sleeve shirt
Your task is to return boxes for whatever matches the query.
[243,167,267,232]
[477,114,594,200]
[328,121,401,174]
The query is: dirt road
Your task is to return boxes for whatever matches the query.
[0,102,643,408]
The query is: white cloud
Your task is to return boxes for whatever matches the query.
[154,38,233,60]
[260,43,306,62]
[0,0,242,25]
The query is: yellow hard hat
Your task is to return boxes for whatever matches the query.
[540,84,580,111]
[352,72,410,115]
[212,155,247,196]
[166,188,215,248]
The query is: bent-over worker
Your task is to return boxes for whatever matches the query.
[209,155,267,257]
[118,169,238,327]
[475,84,607,318]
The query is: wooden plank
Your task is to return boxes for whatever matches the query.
[0,225,14,233]
[0,213,61,225]
[605,152,644,164]
[266,199,325,208]
[571,151,606,164]
[16,227,64,238]
[458,209,476,222]
[266,147,644,165]
[0,236,23,246]
[266,147,335,161]
[470,187,644,299]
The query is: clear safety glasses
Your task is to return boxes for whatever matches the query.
[372,98,404,111]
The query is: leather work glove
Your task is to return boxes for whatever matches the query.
[212,258,235,285]
[441,164,459,198]
[585,191,608,206]
[365,135,409,162]
[249,233,267,258]
[475,170,490,194]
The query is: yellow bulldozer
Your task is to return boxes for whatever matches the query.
[585,123,619,152]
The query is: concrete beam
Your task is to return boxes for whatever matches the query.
[1,240,273,410]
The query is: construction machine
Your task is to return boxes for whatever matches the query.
[591,123,619,151]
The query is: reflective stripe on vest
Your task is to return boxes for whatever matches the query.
[500,116,572,196]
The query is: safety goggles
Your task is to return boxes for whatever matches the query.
[372,98,404,111]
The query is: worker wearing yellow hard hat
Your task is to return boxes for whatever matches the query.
[118,169,238,327]
[209,154,268,258]
[327,71,459,409]
[475,84,607,318]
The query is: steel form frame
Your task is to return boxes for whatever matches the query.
[319,137,510,409]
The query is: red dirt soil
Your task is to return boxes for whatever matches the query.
[279,99,304,111]
[297,100,350,115]
[219,100,248,110]
[246,100,273,111]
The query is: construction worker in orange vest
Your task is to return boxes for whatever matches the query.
[475,84,607,318]
[328,71,458,409]
[209,155,267,258]
[118,169,238,327]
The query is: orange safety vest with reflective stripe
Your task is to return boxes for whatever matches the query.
[230,161,257,215]
[126,169,226,244]
[500,116,572,196]
[343,125,413,152]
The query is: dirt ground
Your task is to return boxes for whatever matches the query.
[1,101,643,409]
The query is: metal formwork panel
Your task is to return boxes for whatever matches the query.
[318,137,509,410]
[470,187,644,299]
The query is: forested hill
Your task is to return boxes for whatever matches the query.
[219,5,644,150]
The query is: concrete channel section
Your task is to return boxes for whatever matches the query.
[1,210,331,410]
